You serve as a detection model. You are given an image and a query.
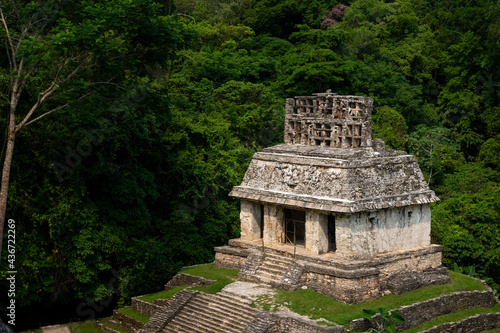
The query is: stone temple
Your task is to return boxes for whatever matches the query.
[214,91,450,304]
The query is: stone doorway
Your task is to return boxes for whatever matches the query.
[284,209,305,247]
[328,215,336,252]
[260,205,264,239]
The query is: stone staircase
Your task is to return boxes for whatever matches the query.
[243,252,295,287]
[162,292,259,333]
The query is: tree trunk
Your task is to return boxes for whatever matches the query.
[0,106,17,261]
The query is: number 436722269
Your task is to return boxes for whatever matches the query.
[7,219,15,270]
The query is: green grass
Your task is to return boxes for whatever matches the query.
[138,285,190,303]
[401,304,500,333]
[99,319,129,333]
[117,306,150,323]
[264,271,487,326]
[71,320,105,333]
[483,329,500,333]
[179,263,239,294]
[136,263,238,303]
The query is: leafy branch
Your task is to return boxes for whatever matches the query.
[361,308,405,333]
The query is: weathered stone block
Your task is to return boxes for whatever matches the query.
[350,290,498,332]
[241,200,262,241]
[386,267,450,294]
[164,273,214,291]
[214,245,249,269]
[263,205,284,245]
[305,211,329,254]
[132,297,161,317]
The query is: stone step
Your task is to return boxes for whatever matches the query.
[163,315,207,333]
[173,308,243,333]
[259,264,286,276]
[168,314,213,333]
[241,273,262,284]
[187,299,255,326]
[190,295,257,323]
[98,321,126,333]
[262,259,290,270]
[253,274,277,285]
[264,255,293,266]
[255,270,284,281]
[139,289,200,333]
[198,293,259,314]
[112,309,144,332]
[161,292,258,333]
[264,258,292,267]
[216,291,254,305]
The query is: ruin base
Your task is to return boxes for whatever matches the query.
[214,239,450,304]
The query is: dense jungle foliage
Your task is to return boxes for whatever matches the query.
[0,0,499,328]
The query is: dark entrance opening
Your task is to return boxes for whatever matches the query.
[260,205,264,239]
[328,215,336,252]
[284,209,306,247]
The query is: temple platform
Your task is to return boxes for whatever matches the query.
[215,239,450,304]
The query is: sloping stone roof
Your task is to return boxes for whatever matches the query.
[229,144,439,213]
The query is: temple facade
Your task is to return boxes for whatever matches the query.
[214,92,450,304]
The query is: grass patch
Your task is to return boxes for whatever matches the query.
[71,320,105,333]
[118,307,150,323]
[100,321,129,333]
[138,285,190,303]
[401,304,500,333]
[179,263,239,294]
[255,294,278,311]
[269,271,487,326]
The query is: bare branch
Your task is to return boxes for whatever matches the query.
[15,56,23,85]
[4,39,13,83]
[16,79,62,131]
[9,0,23,29]
[31,53,88,104]
[17,63,36,98]
[21,92,94,129]
[59,54,93,85]
[14,14,38,55]
[15,97,45,131]
[21,105,68,128]
[175,13,196,24]
[0,3,17,71]
[46,79,125,104]
[16,53,97,130]
[86,80,126,91]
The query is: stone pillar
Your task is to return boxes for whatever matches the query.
[284,98,295,144]
[263,205,284,245]
[285,98,295,114]
[335,214,353,256]
[305,211,329,255]
[240,200,262,241]
[341,125,349,148]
